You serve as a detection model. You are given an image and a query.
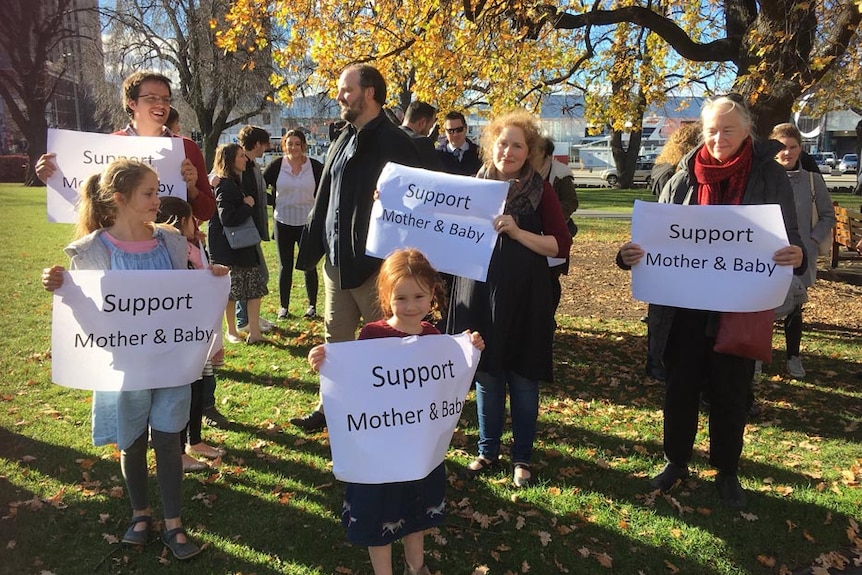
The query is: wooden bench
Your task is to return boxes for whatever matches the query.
[831,204,862,268]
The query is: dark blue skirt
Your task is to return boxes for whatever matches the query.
[340,462,446,546]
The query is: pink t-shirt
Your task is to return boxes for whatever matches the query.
[103,232,157,253]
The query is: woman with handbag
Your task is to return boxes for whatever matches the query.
[616,95,806,509]
[769,123,836,379]
[208,143,269,344]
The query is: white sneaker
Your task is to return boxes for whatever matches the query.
[786,356,805,379]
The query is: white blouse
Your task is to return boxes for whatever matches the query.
[274,157,316,226]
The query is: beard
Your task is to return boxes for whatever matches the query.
[340,98,365,124]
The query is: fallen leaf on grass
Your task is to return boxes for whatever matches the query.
[595,553,613,568]
[538,531,552,546]
[740,512,758,521]
[803,529,817,543]
[6,540,15,549]
[757,555,776,567]
[664,560,680,573]
[102,533,119,544]
[521,560,530,572]
[470,566,490,575]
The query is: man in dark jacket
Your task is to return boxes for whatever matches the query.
[436,111,482,176]
[400,100,443,171]
[292,64,422,431]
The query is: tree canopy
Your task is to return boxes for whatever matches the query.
[101,0,293,167]
[218,0,861,139]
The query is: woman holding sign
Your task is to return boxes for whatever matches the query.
[617,95,806,509]
[41,159,229,559]
[448,110,572,488]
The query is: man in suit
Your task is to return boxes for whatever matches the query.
[436,110,482,176]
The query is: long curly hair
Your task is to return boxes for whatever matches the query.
[656,122,703,167]
[479,110,545,173]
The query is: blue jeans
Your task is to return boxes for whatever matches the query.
[475,370,539,465]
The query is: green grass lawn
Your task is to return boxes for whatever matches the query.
[0,183,860,575]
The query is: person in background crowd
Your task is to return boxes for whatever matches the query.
[35,71,215,223]
[644,122,703,381]
[617,95,805,509]
[450,110,572,489]
[541,137,579,315]
[234,126,274,335]
[166,107,181,135]
[768,123,836,379]
[263,129,324,320]
[155,196,227,472]
[436,111,482,176]
[400,101,443,171]
[291,64,422,432]
[208,143,269,345]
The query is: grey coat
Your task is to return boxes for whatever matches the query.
[65,227,189,271]
[785,167,836,286]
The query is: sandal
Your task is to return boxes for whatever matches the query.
[121,515,152,546]
[513,463,533,488]
[161,527,202,560]
[462,456,498,479]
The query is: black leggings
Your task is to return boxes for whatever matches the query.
[784,305,803,357]
[121,429,183,518]
[275,221,318,309]
[180,377,207,447]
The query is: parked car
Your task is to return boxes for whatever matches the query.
[838,153,858,174]
[821,151,836,167]
[809,153,834,174]
[602,159,655,187]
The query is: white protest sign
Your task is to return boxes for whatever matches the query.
[46,129,186,223]
[367,163,508,282]
[631,201,793,312]
[51,270,230,391]
[321,333,480,484]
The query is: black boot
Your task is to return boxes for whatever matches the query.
[290,410,326,432]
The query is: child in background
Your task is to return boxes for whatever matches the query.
[307,248,484,575]
[42,159,227,560]
[155,196,227,471]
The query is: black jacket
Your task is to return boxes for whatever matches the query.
[295,110,422,289]
[262,156,324,205]
[400,126,444,171]
[436,139,482,176]
[208,177,262,267]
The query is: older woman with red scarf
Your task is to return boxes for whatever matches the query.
[617,95,805,509]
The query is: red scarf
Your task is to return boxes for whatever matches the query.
[693,137,753,206]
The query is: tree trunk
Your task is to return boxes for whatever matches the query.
[610,130,644,189]
[22,118,49,187]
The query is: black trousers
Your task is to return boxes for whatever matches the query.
[663,308,754,475]
[275,221,318,310]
